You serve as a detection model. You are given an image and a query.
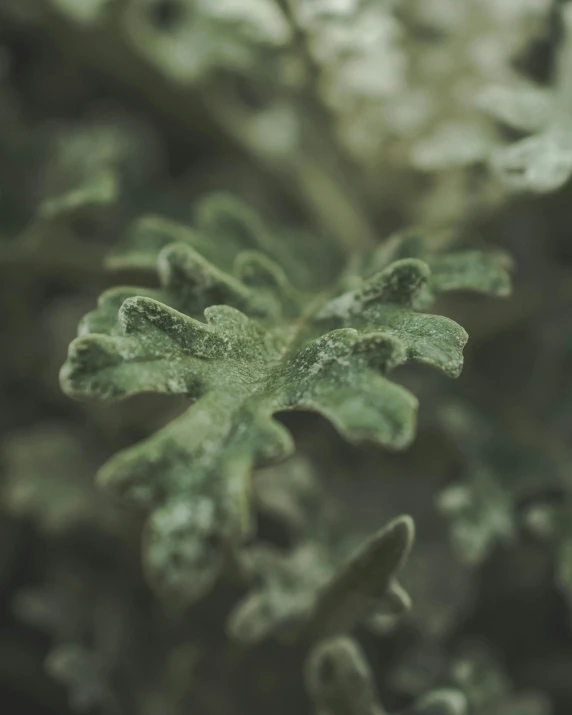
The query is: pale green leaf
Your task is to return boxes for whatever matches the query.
[60,195,509,602]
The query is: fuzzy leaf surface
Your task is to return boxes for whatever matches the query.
[60,195,510,602]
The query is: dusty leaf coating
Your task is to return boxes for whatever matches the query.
[60,194,511,602]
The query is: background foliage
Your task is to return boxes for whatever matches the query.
[1,2,572,714]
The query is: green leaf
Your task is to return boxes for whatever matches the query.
[450,644,552,715]
[306,636,467,715]
[105,193,273,274]
[51,0,113,26]
[123,0,289,84]
[436,468,516,566]
[0,117,160,274]
[364,231,513,303]
[60,195,510,603]
[476,80,572,193]
[105,193,335,289]
[305,637,381,715]
[45,644,110,714]
[435,400,560,567]
[1,423,120,535]
[227,515,414,644]
[526,500,572,617]
[304,516,414,641]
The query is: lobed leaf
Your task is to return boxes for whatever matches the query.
[60,195,511,602]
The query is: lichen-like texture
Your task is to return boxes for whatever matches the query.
[60,194,510,603]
